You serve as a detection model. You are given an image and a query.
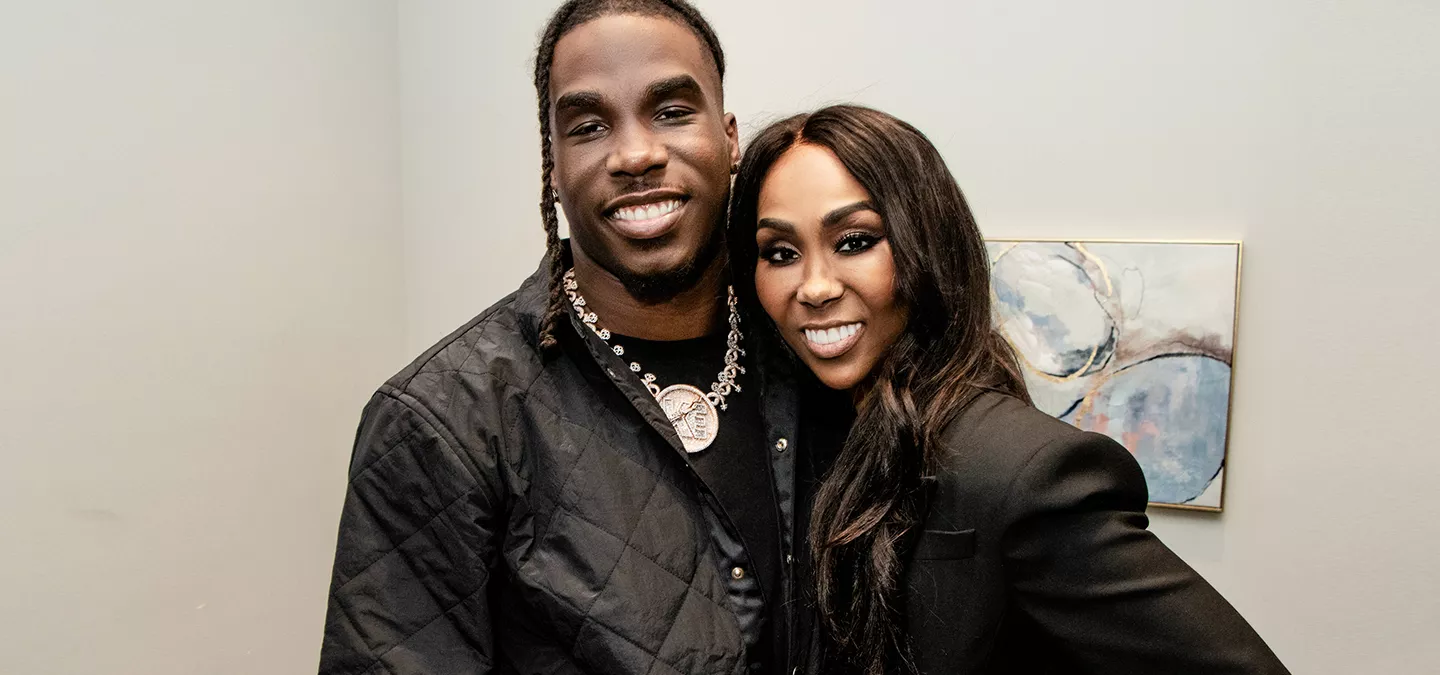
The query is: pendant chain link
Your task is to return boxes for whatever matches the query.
[563,268,745,410]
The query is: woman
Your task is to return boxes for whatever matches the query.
[728,105,1288,675]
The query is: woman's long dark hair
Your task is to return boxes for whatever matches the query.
[729,105,1031,675]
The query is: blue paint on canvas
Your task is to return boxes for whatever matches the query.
[990,243,1118,379]
[1061,356,1231,504]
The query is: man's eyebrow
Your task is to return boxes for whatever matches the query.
[757,217,795,234]
[554,90,603,114]
[821,201,877,227]
[647,74,703,101]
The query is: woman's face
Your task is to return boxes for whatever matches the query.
[753,144,907,391]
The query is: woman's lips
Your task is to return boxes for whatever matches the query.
[802,322,864,359]
[606,199,686,240]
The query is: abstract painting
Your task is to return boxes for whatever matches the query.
[985,240,1241,510]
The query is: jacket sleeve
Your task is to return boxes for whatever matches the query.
[1000,431,1289,674]
[319,387,505,675]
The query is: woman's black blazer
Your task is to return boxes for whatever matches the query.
[804,392,1289,674]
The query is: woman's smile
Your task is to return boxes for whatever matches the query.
[801,322,865,359]
[751,143,907,391]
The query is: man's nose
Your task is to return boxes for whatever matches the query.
[607,124,668,176]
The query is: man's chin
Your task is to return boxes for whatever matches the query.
[613,261,709,304]
[575,218,725,304]
[607,237,721,304]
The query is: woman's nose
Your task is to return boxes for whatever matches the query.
[797,260,843,309]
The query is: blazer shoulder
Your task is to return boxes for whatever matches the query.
[931,392,1148,524]
[930,392,1091,507]
[937,391,1085,463]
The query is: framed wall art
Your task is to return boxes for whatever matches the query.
[985,239,1242,511]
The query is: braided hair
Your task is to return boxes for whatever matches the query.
[532,0,726,353]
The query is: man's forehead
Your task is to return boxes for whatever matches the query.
[549,14,721,100]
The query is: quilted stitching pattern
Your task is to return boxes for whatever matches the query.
[320,278,750,675]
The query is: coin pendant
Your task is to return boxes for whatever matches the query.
[656,384,718,453]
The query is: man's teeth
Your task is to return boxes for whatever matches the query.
[612,200,681,222]
[805,323,861,346]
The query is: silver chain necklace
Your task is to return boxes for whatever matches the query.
[563,268,745,453]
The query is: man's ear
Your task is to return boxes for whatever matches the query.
[724,112,740,167]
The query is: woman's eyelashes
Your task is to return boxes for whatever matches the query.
[759,242,799,265]
[836,231,882,255]
[758,231,884,265]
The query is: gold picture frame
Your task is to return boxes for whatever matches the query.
[984,238,1243,512]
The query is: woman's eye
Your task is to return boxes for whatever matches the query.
[760,245,799,265]
[837,233,881,254]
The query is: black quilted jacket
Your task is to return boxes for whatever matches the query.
[318,250,809,675]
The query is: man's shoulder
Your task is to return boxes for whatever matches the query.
[382,283,547,408]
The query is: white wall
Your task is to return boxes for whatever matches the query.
[0,2,403,673]
[3,1,1436,673]
[398,1,556,353]
[398,1,1440,673]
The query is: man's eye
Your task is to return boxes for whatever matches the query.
[760,246,798,264]
[837,233,881,254]
[656,107,694,122]
[569,122,604,137]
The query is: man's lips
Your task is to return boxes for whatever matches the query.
[602,190,689,241]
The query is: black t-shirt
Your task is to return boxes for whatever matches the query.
[610,330,783,666]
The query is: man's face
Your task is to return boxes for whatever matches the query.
[548,14,739,301]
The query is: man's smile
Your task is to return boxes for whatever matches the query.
[602,189,690,240]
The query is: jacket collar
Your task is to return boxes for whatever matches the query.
[508,249,558,355]
[526,240,802,454]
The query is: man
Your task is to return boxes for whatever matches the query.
[319,2,807,674]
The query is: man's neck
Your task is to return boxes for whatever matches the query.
[570,251,726,341]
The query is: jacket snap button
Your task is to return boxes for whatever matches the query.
[774,438,788,452]
[731,566,746,580]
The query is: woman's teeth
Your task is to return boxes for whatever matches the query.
[612,200,681,222]
[805,323,861,346]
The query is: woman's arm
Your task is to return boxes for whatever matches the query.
[1000,431,1289,674]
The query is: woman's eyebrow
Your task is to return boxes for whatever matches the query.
[821,201,876,227]
[757,217,796,234]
